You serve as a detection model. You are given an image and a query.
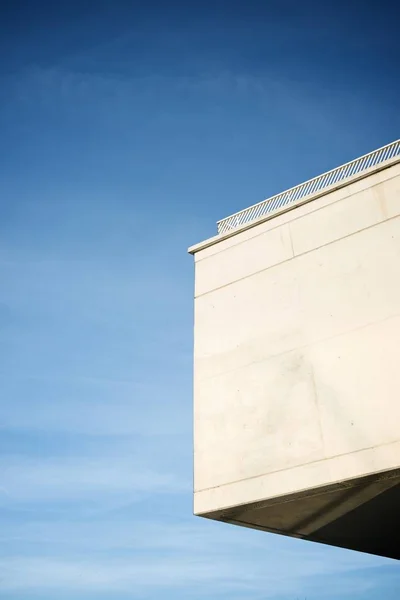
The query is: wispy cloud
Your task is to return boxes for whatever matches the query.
[0,243,192,437]
[0,538,395,596]
[0,503,396,597]
[0,388,189,436]
[1,62,372,151]
[0,455,186,506]
[0,555,245,593]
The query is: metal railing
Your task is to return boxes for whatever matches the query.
[217,139,400,235]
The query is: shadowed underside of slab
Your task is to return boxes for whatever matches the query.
[200,469,400,559]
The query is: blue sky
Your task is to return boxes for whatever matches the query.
[0,1,399,598]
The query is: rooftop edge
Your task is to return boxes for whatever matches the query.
[188,139,400,255]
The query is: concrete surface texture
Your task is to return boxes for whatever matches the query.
[190,156,400,559]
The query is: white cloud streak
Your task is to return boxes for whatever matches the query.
[0,511,394,596]
[0,393,189,436]
[0,556,244,593]
[0,456,186,504]
[0,541,394,596]
[2,64,366,149]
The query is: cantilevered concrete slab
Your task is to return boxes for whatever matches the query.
[189,140,400,559]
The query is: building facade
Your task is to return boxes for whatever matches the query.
[189,140,400,559]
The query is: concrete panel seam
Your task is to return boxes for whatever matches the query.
[193,436,400,494]
[195,466,400,517]
[194,212,400,299]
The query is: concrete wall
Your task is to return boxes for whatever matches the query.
[192,160,400,517]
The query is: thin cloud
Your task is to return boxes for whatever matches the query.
[0,545,395,596]
[0,509,394,596]
[0,455,187,504]
[2,63,372,148]
[0,392,189,436]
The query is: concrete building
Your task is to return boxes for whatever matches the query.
[189,140,400,559]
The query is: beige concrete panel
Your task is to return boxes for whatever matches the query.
[194,348,324,492]
[327,441,400,484]
[195,216,400,381]
[289,187,382,256]
[374,160,400,184]
[194,257,303,381]
[293,216,400,344]
[310,314,400,458]
[373,175,400,219]
[194,316,400,506]
[194,224,293,297]
[193,441,400,514]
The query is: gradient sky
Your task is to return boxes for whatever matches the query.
[0,1,399,598]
